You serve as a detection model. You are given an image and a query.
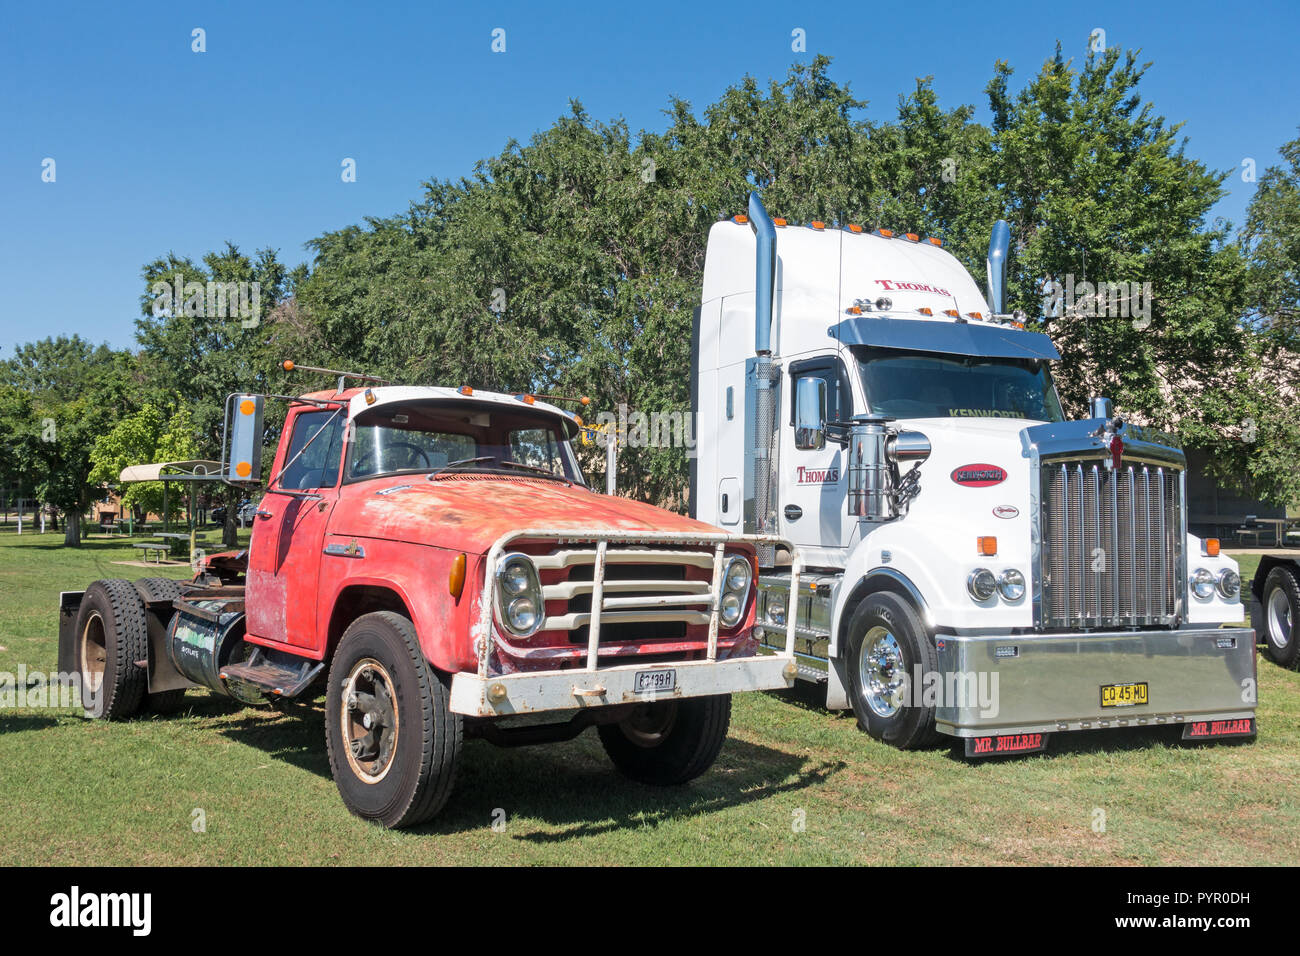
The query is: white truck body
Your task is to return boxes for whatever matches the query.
[690,197,1256,753]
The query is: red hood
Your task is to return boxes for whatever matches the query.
[330,475,716,553]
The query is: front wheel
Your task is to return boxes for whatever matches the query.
[598,695,731,785]
[844,591,940,749]
[325,612,462,828]
[1261,566,1300,669]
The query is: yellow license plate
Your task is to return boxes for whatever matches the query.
[1100,682,1148,707]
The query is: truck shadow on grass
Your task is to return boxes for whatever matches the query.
[207,695,842,840]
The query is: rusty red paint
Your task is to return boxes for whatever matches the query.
[240,395,761,678]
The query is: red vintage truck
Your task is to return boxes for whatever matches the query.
[59,368,800,828]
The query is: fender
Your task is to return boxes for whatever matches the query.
[825,566,932,710]
[315,537,479,674]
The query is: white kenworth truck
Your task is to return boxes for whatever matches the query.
[690,192,1257,756]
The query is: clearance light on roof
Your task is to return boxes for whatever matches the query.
[966,312,983,320]
[810,221,825,230]
[773,218,788,227]
[848,305,863,314]
[878,228,894,238]
[943,309,960,318]
[928,237,942,246]
[847,224,863,233]
[733,214,749,224]
[905,233,920,242]
[515,393,536,405]
[364,388,377,405]
[917,307,933,316]
[457,385,473,396]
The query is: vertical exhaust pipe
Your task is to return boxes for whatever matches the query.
[748,192,778,566]
[986,219,1010,315]
[749,192,777,354]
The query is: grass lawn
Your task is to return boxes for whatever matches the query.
[0,535,1295,865]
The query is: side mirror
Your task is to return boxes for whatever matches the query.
[795,377,827,451]
[224,393,265,483]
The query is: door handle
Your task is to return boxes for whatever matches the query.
[255,510,273,520]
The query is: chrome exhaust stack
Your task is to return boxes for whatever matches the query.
[747,192,779,566]
[986,219,1010,315]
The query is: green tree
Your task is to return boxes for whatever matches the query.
[135,243,307,544]
[88,405,200,522]
[1,336,134,545]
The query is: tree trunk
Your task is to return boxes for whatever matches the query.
[223,486,238,548]
[63,510,81,547]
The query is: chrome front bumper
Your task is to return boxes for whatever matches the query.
[933,626,1257,738]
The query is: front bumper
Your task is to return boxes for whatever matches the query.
[933,626,1257,738]
[450,654,797,717]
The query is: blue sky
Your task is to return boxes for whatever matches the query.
[2,0,1296,356]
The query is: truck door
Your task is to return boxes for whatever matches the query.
[246,405,347,652]
[781,356,851,550]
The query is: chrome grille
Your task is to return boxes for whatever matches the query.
[1039,461,1182,628]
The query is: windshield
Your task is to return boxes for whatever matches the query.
[853,347,1064,422]
[345,400,586,484]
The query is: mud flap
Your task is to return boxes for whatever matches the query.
[964,732,1050,757]
[1181,717,1256,741]
[57,591,85,676]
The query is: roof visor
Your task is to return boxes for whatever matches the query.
[831,317,1060,361]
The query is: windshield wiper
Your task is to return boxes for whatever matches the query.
[426,456,497,480]
[496,460,572,484]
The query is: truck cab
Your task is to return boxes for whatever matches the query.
[692,194,1256,755]
[61,375,800,828]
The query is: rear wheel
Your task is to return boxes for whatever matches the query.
[1261,565,1300,669]
[325,612,462,828]
[844,591,940,749]
[74,579,149,720]
[598,695,731,785]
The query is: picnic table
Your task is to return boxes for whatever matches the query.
[132,542,169,563]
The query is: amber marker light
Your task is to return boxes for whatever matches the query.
[449,553,467,598]
[1204,538,1221,557]
[977,536,998,556]
[282,360,295,371]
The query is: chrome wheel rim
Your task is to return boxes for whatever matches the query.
[1267,587,1293,650]
[860,627,907,718]
[341,659,400,784]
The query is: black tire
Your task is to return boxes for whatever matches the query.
[133,577,189,714]
[325,612,461,828]
[597,695,731,785]
[844,591,940,749]
[1260,565,1300,669]
[73,579,149,720]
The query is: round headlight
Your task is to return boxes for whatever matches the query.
[720,591,743,627]
[507,596,539,633]
[501,560,531,595]
[1191,568,1215,600]
[1216,568,1240,599]
[967,568,997,602]
[766,598,786,626]
[998,569,1026,602]
[724,556,752,594]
